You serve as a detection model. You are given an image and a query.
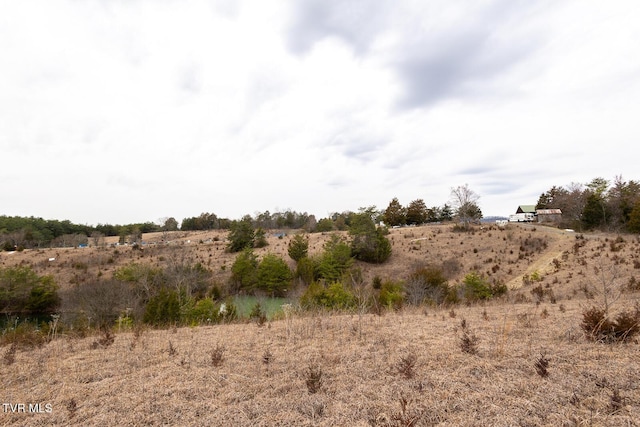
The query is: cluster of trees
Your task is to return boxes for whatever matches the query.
[180,210,315,231]
[0,215,166,250]
[228,210,393,302]
[61,257,233,328]
[536,176,640,232]
[383,185,483,227]
[0,216,92,250]
[0,266,60,317]
[383,198,452,226]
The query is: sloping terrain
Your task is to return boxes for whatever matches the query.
[1,223,580,294]
[2,223,640,426]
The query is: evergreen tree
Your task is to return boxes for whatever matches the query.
[256,254,292,297]
[230,248,258,292]
[383,197,406,226]
[406,199,428,225]
[226,219,255,252]
[287,233,309,261]
[349,213,392,264]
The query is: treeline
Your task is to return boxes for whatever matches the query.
[179,210,314,231]
[0,216,164,250]
[2,175,639,250]
[536,176,640,232]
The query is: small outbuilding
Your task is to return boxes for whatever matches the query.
[536,209,562,223]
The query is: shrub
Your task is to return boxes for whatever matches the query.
[143,288,182,326]
[0,266,60,316]
[315,218,334,232]
[249,302,267,326]
[396,352,417,379]
[256,254,292,297]
[349,214,392,264]
[534,353,550,378]
[0,320,46,349]
[186,298,220,324]
[210,344,226,367]
[459,272,494,301]
[226,219,255,253]
[296,256,319,285]
[253,227,268,248]
[405,265,450,305]
[316,235,353,282]
[300,282,357,310]
[229,248,258,292]
[218,299,238,323]
[581,305,640,343]
[305,363,323,394]
[113,263,164,301]
[288,234,309,261]
[64,278,137,330]
[459,318,479,355]
[378,280,404,310]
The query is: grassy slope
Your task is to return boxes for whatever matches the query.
[1,223,640,426]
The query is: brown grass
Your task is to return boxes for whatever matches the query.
[2,224,640,425]
[1,302,639,425]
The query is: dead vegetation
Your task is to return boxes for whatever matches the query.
[1,302,639,426]
[1,224,640,425]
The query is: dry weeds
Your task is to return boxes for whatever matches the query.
[2,224,640,425]
[1,300,639,426]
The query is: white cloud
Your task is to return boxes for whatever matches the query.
[1,0,639,225]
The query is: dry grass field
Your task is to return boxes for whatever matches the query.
[2,223,640,426]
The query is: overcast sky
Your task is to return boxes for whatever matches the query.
[2,0,639,226]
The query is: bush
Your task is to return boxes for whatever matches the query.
[185,298,221,324]
[316,235,353,282]
[254,227,268,248]
[63,278,137,329]
[113,263,164,300]
[300,282,357,310]
[256,254,292,297]
[226,219,256,253]
[315,218,334,232]
[378,280,404,310]
[296,256,319,285]
[459,272,494,301]
[405,266,450,305]
[229,248,258,292]
[287,233,309,261]
[143,288,182,326]
[249,302,267,325]
[581,305,640,343]
[0,266,60,316]
[0,320,47,349]
[349,213,392,264]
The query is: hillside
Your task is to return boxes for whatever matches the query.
[2,223,640,426]
[1,222,636,298]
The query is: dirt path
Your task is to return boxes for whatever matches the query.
[506,226,574,290]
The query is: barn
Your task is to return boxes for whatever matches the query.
[536,209,562,223]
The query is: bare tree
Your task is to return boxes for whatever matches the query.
[450,184,482,227]
[91,231,105,248]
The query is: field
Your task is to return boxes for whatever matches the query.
[1,223,640,426]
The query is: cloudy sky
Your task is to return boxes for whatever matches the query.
[2,0,639,226]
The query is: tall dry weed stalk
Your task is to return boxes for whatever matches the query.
[305,363,323,394]
[3,343,17,366]
[493,314,513,358]
[396,352,417,379]
[534,352,550,378]
[459,318,479,355]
